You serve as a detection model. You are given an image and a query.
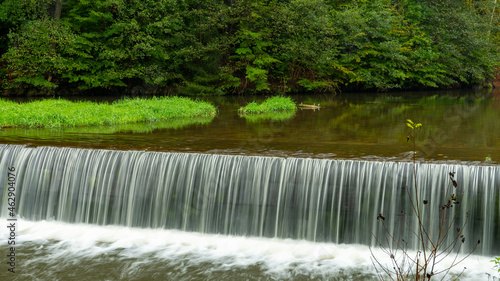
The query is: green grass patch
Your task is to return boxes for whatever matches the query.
[238,96,297,122]
[0,96,217,128]
[238,96,296,115]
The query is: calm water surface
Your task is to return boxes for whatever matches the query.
[1,89,499,163]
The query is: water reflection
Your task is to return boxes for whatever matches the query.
[239,110,296,122]
[0,89,499,163]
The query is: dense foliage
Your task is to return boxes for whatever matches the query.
[0,0,499,95]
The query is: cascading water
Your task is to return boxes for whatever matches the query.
[1,144,498,257]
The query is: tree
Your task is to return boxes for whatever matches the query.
[2,18,76,89]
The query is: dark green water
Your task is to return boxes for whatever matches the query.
[1,89,499,163]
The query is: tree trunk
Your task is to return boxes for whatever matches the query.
[54,0,63,20]
[488,0,498,38]
[48,0,64,83]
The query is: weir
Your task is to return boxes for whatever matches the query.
[0,145,498,255]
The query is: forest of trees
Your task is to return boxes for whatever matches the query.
[0,0,499,95]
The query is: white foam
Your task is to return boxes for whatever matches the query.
[1,218,498,280]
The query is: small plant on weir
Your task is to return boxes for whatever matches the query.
[370,119,480,280]
[492,257,500,276]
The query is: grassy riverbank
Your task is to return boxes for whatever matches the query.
[0,96,216,128]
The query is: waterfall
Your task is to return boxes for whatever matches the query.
[0,145,498,255]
